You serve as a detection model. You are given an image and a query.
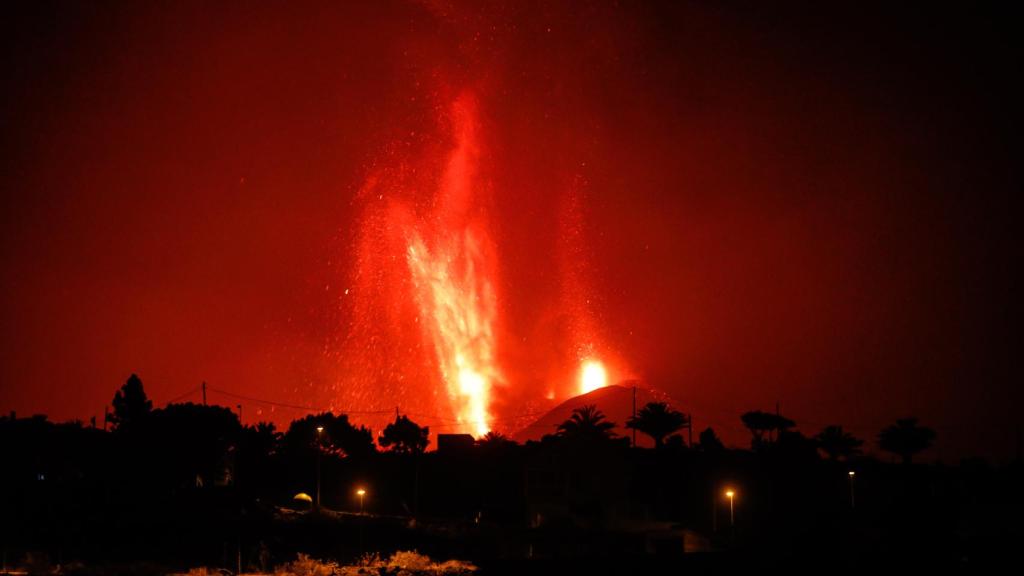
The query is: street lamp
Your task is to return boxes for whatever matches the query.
[356,488,367,514]
[725,489,736,527]
[848,470,856,509]
[315,426,324,510]
[355,486,368,553]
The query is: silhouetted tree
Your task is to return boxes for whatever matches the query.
[477,431,515,450]
[698,426,725,452]
[741,410,795,449]
[109,373,152,432]
[775,429,820,461]
[557,405,616,442]
[247,421,281,454]
[285,413,376,459]
[380,414,429,455]
[879,418,936,464]
[664,434,686,450]
[626,402,688,449]
[815,425,863,461]
[142,402,242,488]
[238,421,281,495]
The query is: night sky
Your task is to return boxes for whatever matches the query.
[2,1,1019,460]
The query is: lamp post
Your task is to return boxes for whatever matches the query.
[725,489,735,527]
[355,487,368,554]
[315,426,324,511]
[848,470,856,509]
[356,488,366,514]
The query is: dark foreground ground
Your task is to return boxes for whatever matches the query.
[4,412,1021,574]
[1,499,1015,575]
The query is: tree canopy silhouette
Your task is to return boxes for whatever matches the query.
[379,414,429,455]
[626,402,688,449]
[815,425,863,461]
[740,410,795,449]
[698,426,725,453]
[477,431,515,450]
[285,412,376,459]
[143,402,241,488]
[556,404,616,443]
[109,373,152,432]
[237,421,281,495]
[879,417,936,464]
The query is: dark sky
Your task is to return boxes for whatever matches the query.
[1,1,1019,460]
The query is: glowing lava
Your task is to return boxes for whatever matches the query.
[406,229,499,437]
[340,90,626,439]
[579,360,608,395]
[345,93,500,437]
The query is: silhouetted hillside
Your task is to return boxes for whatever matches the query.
[513,384,683,446]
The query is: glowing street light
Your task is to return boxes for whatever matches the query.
[725,489,736,527]
[848,470,856,509]
[356,487,367,514]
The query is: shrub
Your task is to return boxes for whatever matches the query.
[275,553,339,576]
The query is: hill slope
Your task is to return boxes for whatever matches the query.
[512,384,686,447]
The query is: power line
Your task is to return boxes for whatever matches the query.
[163,385,201,406]
[204,386,392,416]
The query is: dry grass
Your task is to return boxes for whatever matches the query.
[177,549,474,576]
[274,553,339,576]
[270,550,475,576]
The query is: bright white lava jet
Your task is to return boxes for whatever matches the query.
[579,360,608,395]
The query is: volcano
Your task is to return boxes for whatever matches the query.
[512,383,684,448]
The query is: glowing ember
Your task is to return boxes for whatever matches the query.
[579,360,608,395]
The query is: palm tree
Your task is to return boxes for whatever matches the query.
[557,405,616,442]
[479,430,512,444]
[815,425,863,461]
[878,418,935,464]
[626,402,689,449]
[477,431,515,450]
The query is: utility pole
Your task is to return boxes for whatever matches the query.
[687,413,693,447]
[727,490,735,527]
[712,485,717,533]
[202,381,207,406]
[631,385,637,448]
[775,402,780,442]
[103,406,109,431]
[237,404,242,423]
[414,457,420,518]
[315,426,323,511]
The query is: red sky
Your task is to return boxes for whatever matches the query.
[1,1,1019,460]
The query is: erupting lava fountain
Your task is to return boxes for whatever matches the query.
[336,91,628,438]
